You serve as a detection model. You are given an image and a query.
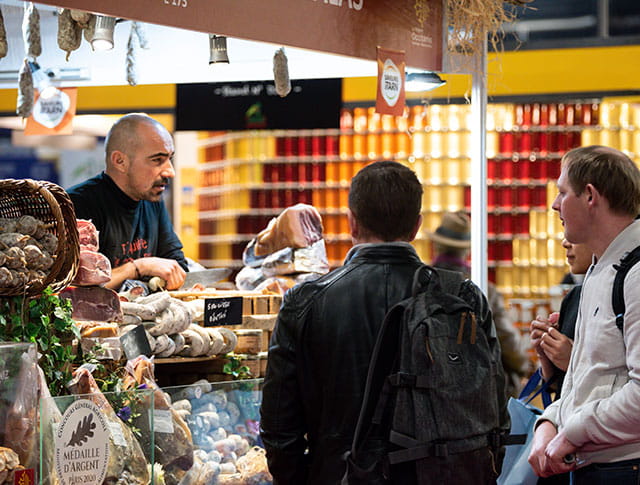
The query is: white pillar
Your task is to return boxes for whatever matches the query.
[470,35,488,294]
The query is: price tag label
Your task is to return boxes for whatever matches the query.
[204,297,243,326]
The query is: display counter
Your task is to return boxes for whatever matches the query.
[40,377,271,485]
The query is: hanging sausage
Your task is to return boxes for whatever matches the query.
[22,2,41,59]
[16,59,34,118]
[57,8,82,60]
[273,47,292,98]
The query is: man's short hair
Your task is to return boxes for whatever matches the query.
[348,161,423,241]
[105,113,167,161]
[562,145,640,217]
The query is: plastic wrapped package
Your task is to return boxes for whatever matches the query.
[237,206,330,293]
[38,365,61,485]
[165,379,272,485]
[122,356,194,485]
[261,240,329,277]
[0,342,38,479]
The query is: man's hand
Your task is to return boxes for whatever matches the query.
[543,430,578,476]
[529,421,576,478]
[530,313,559,348]
[540,327,573,372]
[528,421,557,477]
[136,257,186,290]
[530,313,560,380]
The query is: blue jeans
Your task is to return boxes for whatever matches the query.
[571,458,640,485]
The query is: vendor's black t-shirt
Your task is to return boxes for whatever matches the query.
[68,172,188,271]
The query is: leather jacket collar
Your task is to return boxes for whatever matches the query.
[344,242,422,266]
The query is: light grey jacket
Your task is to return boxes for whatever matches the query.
[541,219,640,466]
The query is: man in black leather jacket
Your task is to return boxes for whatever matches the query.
[260,161,506,484]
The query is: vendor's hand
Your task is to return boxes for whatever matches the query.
[528,421,558,477]
[136,257,186,290]
[541,327,573,372]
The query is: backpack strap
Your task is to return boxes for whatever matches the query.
[387,430,510,462]
[348,302,405,459]
[612,245,640,333]
[412,264,465,298]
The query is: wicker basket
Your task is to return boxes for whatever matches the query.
[0,179,80,296]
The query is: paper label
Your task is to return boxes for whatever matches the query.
[153,408,175,434]
[54,399,110,485]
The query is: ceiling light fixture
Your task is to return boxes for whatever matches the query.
[209,35,229,64]
[91,15,117,51]
[405,71,446,92]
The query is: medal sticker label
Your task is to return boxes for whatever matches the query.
[54,399,110,485]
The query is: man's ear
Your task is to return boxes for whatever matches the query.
[409,214,423,241]
[109,150,128,173]
[584,183,599,205]
[347,209,359,239]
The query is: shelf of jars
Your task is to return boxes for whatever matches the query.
[192,100,640,298]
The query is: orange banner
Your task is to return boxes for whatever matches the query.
[35,0,442,71]
[25,87,77,135]
[376,47,406,116]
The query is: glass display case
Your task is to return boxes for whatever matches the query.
[40,377,270,485]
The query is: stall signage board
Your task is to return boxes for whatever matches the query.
[204,297,243,327]
[35,0,442,72]
[176,78,341,130]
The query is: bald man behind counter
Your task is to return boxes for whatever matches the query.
[68,113,187,291]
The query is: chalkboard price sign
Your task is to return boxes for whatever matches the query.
[204,297,243,326]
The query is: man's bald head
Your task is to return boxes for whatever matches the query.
[105,113,170,168]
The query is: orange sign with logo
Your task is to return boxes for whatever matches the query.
[376,47,406,116]
[24,87,77,136]
[34,0,442,71]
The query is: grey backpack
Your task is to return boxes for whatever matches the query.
[343,265,505,484]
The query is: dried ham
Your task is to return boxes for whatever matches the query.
[72,249,111,286]
[76,219,99,251]
[59,285,123,323]
[254,203,324,256]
